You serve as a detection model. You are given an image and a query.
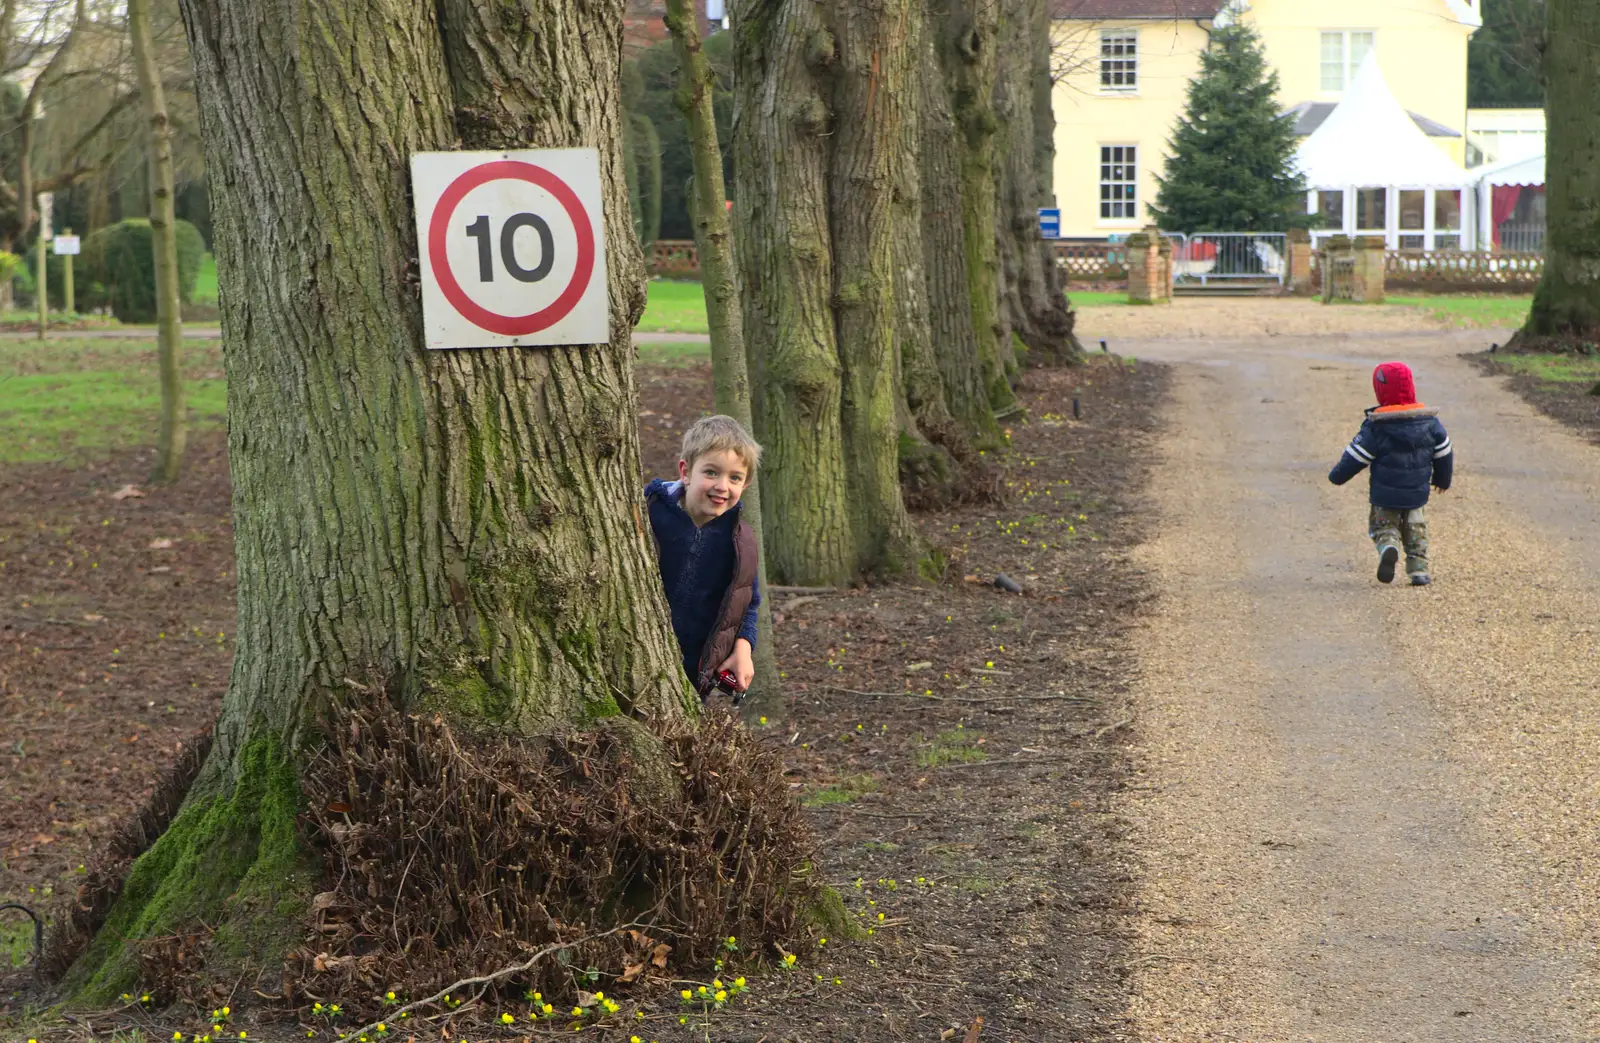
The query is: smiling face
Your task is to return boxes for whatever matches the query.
[677,448,750,526]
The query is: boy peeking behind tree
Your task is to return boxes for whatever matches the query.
[644,415,763,697]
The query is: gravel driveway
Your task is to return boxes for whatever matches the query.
[1106,305,1598,1040]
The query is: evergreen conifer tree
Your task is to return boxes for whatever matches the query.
[1150,20,1310,233]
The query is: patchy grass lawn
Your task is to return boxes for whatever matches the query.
[637,279,710,334]
[638,281,1122,337]
[0,337,227,465]
[1068,290,1127,308]
[1389,294,1532,329]
[1490,351,1600,388]
[634,340,710,366]
[194,253,219,305]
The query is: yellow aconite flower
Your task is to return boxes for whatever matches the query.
[715,990,728,1002]
[571,1006,584,1017]
[681,990,692,1000]
[385,991,396,1000]
[543,1003,554,1014]
[500,1013,515,1024]
[734,976,746,987]
[713,979,723,989]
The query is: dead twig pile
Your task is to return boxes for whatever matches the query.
[290,699,817,1020]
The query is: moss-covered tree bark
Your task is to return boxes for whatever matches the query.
[129,0,186,486]
[731,0,923,582]
[66,0,690,1000]
[921,0,1005,444]
[993,0,1080,367]
[731,3,852,586]
[1516,0,1600,343]
[889,0,965,499]
[664,0,782,719]
[828,0,924,573]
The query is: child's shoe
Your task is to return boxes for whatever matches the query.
[1409,573,1431,586]
[1377,545,1399,584]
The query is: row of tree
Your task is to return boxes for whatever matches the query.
[733,0,1078,584]
[52,0,1075,1003]
[46,0,1600,1009]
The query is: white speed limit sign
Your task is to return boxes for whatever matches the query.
[411,148,609,349]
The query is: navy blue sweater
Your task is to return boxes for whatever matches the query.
[644,479,760,679]
[1328,405,1453,510]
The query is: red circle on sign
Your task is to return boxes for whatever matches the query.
[427,160,597,336]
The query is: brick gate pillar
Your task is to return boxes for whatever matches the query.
[1354,235,1387,303]
[1286,228,1313,295]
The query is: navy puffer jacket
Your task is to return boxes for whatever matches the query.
[1328,405,1453,510]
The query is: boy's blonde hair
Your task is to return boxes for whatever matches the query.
[680,414,762,473]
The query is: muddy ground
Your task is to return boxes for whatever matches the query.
[3,353,1164,1042]
[1474,351,1600,444]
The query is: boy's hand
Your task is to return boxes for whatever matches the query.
[719,638,755,692]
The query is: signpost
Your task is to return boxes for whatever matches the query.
[1038,207,1061,240]
[36,192,51,339]
[54,231,79,315]
[410,149,609,349]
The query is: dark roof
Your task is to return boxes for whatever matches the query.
[1052,0,1225,17]
[1284,101,1461,139]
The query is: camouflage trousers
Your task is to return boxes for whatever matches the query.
[1369,505,1429,577]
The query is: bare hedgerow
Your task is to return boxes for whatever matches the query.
[289,696,818,1020]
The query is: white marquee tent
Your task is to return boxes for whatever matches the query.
[1293,53,1476,250]
[1474,151,1544,251]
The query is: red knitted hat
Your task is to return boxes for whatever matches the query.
[1373,362,1416,407]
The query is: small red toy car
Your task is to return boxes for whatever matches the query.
[711,669,746,705]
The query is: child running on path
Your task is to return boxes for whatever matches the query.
[1328,361,1454,586]
[644,415,762,697]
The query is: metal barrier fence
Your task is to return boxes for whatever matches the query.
[1497,224,1544,253]
[1172,232,1287,288]
[1383,250,1542,291]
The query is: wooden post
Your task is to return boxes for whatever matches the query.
[35,231,46,339]
[62,227,74,315]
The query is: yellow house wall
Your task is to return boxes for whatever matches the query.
[1246,0,1472,166]
[1049,2,1473,239]
[1050,20,1211,239]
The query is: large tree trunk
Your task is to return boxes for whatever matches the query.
[130,0,186,485]
[732,0,922,581]
[67,0,689,999]
[665,0,782,719]
[1517,0,1600,342]
[888,0,962,501]
[731,4,853,586]
[921,0,1004,445]
[823,0,932,574]
[993,0,1080,367]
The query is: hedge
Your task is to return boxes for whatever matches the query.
[75,218,206,322]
